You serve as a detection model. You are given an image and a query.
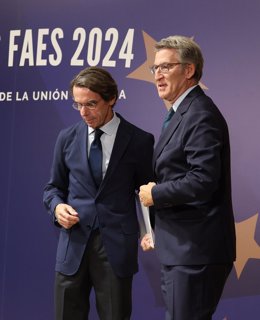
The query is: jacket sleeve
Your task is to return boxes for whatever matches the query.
[43,130,69,218]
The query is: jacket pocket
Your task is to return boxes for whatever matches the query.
[56,228,71,263]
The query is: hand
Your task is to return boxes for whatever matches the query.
[55,203,80,229]
[139,182,156,207]
[140,233,154,251]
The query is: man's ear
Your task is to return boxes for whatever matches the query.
[109,96,116,107]
[185,63,196,80]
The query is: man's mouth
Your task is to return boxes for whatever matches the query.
[157,83,167,90]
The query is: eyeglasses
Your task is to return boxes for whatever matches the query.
[72,100,100,111]
[150,62,183,74]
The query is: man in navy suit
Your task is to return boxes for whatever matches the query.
[43,67,154,320]
[139,36,236,320]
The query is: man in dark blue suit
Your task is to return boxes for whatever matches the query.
[43,67,154,320]
[139,36,236,320]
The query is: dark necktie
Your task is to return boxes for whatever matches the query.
[89,129,104,187]
[162,107,175,130]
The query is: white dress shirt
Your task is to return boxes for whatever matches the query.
[88,112,120,178]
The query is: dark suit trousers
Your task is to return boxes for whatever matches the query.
[55,230,133,320]
[161,263,233,320]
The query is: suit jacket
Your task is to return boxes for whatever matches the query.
[43,113,154,277]
[152,86,236,265]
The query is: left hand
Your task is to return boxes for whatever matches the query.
[140,233,154,251]
[139,182,156,207]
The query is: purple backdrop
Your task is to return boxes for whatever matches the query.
[1,0,260,319]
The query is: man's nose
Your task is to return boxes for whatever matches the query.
[154,70,164,80]
[81,106,91,115]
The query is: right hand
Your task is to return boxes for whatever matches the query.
[55,203,79,229]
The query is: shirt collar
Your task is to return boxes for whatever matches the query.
[88,112,120,136]
[172,85,198,112]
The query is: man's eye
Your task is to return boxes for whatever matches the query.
[87,102,97,107]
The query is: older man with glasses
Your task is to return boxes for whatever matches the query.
[139,35,236,320]
[43,66,154,320]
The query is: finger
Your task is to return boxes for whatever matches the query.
[67,214,79,223]
[66,206,78,216]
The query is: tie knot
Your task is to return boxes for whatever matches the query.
[162,108,175,130]
[94,128,103,140]
[166,108,175,119]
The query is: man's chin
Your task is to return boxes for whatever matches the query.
[158,93,168,100]
[84,120,97,128]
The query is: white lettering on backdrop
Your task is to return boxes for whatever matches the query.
[8,27,134,68]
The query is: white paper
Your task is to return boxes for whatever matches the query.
[136,195,155,248]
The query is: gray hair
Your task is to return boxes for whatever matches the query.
[155,35,204,81]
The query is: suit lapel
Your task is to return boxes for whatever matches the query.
[74,117,132,196]
[153,86,205,167]
[153,112,182,167]
[98,118,132,194]
[74,121,97,195]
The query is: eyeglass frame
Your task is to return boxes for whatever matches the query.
[72,99,101,111]
[150,62,186,75]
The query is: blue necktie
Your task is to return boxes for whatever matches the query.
[89,129,103,187]
[162,108,175,130]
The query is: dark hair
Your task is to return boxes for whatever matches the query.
[70,67,118,107]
